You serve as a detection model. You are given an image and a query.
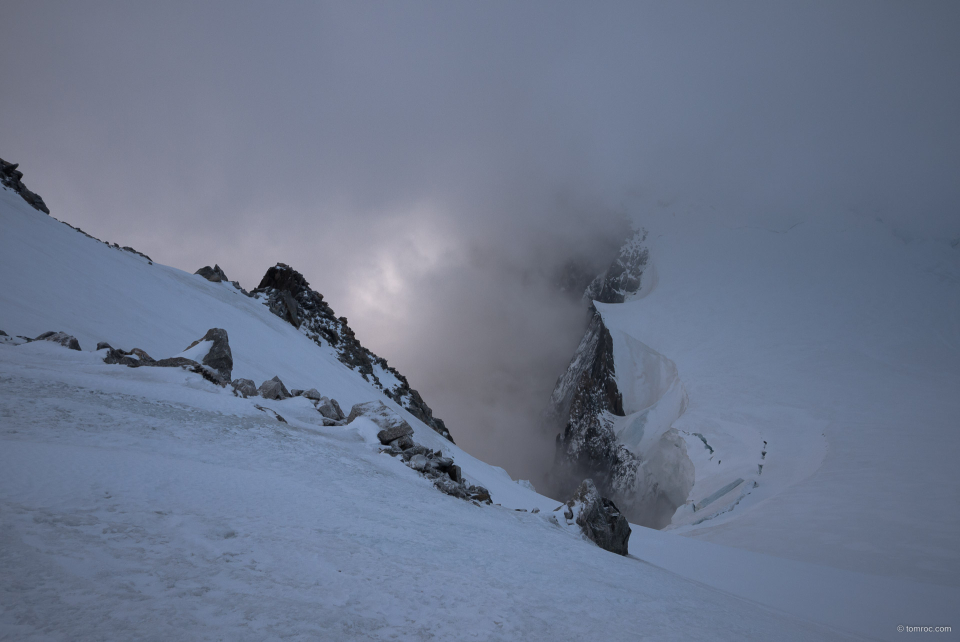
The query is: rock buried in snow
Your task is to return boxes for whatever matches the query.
[258,376,292,400]
[347,400,414,445]
[254,404,287,424]
[102,345,155,367]
[558,479,631,556]
[301,388,324,401]
[34,331,81,351]
[231,378,258,398]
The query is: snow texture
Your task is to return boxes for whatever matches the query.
[1,185,957,640]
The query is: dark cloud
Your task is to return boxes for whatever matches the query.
[2,1,958,486]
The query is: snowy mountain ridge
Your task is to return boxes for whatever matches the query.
[2,165,958,640]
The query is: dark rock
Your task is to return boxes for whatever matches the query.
[291,389,304,397]
[258,376,292,400]
[563,479,631,556]
[389,435,415,451]
[34,331,81,351]
[1,157,50,214]
[154,357,201,369]
[182,328,233,382]
[0,330,7,336]
[316,397,345,421]
[231,378,258,398]
[550,310,639,513]
[321,417,345,427]
[281,291,300,327]
[448,464,462,484]
[96,341,112,351]
[195,265,229,283]
[103,348,141,367]
[302,388,324,401]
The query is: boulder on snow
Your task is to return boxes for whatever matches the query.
[34,331,81,351]
[448,464,463,484]
[258,376,292,400]
[347,400,414,444]
[301,388,324,401]
[231,378,258,398]
[195,264,229,283]
[182,328,233,382]
[316,397,345,422]
[560,479,631,556]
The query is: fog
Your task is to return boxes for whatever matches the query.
[2,1,958,487]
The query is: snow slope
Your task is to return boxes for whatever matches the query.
[599,208,960,590]
[2,185,957,640]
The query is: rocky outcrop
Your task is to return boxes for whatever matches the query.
[99,332,232,387]
[553,479,631,556]
[348,400,488,503]
[195,264,247,292]
[34,331,81,351]
[583,230,648,304]
[1,157,49,214]
[551,314,640,503]
[183,328,233,382]
[252,263,453,442]
[548,229,655,523]
[195,265,229,283]
[258,376,292,400]
[348,400,413,443]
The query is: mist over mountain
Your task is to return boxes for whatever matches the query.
[3,2,959,484]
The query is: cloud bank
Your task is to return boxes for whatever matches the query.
[2,1,958,486]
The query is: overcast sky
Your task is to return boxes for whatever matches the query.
[2,1,958,484]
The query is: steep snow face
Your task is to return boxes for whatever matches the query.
[601,209,960,587]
